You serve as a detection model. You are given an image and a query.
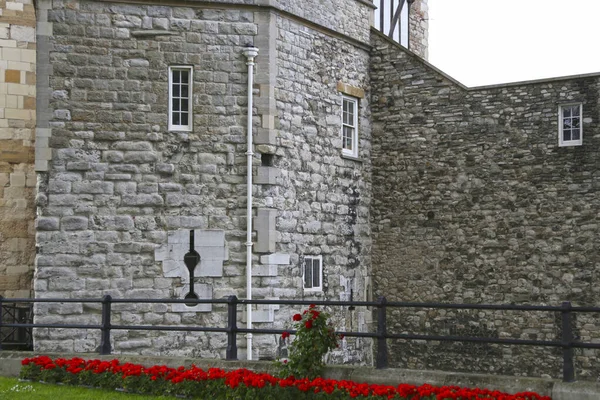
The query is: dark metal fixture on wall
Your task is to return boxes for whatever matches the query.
[184,230,201,306]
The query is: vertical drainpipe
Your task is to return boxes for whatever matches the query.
[242,46,259,361]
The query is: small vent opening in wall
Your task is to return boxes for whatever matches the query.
[261,153,274,167]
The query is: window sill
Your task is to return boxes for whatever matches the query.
[341,153,362,163]
[559,142,582,147]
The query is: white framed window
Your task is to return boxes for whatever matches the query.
[559,103,582,147]
[341,95,358,157]
[303,255,322,292]
[168,66,193,132]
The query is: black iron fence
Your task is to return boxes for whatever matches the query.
[1,295,599,382]
[0,301,33,351]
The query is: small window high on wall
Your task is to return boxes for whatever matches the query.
[169,66,193,131]
[559,104,582,147]
[303,255,322,292]
[341,95,358,157]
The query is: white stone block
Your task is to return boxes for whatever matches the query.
[252,264,278,277]
[172,283,211,313]
[198,259,223,277]
[162,259,181,278]
[260,253,290,265]
[6,2,24,11]
[10,26,35,42]
[195,229,225,246]
[199,245,225,260]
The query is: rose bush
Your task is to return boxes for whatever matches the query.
[277,304,342,379]
[21,356,552,400]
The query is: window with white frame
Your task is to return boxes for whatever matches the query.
[169,66,193,131]
[303,255,322,292]
[559,104,582,146]
[341,95,358,157]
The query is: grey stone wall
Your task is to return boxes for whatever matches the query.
[278,0,372,43]
[269,14,373,364]
[34,0,374,364]
[34,0,259,357]
[370,31,600,380]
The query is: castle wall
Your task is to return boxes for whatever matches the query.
[370,31,600,379]
[33,0,374,363]
[0,0,36,298]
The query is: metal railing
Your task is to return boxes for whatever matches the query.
[0,301,33,351]
[1,295,600,382]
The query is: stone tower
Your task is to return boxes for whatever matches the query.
[28,0,428,362]
[0,0,36,299]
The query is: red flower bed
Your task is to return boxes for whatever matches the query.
[20,356,551,400]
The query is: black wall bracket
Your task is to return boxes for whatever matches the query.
[184,230,201,306]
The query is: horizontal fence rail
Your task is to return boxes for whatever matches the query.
[1,295,599,382]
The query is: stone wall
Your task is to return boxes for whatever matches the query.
[34,0,260,356]
[278,0,372,44]
[0,0,36,298]
[269,14,373,364]
[34,0,374,363]
[409,0,427,59]
[370,31,600,379]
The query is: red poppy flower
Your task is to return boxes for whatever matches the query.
[292,313,302,321]
[305,320,313,329]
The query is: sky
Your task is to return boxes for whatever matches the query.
[428,0,600,87]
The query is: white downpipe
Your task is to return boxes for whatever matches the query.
[242,47,258,361]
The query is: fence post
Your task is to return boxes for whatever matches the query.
[226,295,238,360]
[561,301,575,382]
[0,295,3,351]
[99,295,112,355]
[375,296,388,369]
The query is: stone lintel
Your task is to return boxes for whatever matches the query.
[337,81,365,99]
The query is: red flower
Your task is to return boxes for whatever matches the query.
[309,304,316,309]
[282,331,290,340]
[305,320,313,329]
[292,313,302,321]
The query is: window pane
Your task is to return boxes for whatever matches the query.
[182,85,189,98]
[173,85,180,97]
[181,71,189,84]
[181,113,188,126]
[563,130,571,142]
[563,107,571,118]
[304,260,312,289]
[172,99,180,112]
[343,126,353,150]
[563,118,572,129]
[571,105,580,117]
[181,99,189,112]
[572,130,580,140]
[572,118,580,128]
[172,113,180,126]
[172,70,180,83]
[313,260,320,288]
